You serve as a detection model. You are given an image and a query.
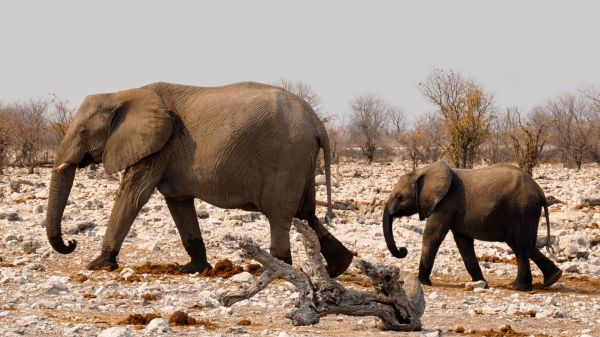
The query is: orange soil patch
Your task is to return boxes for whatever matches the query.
[133,262,183,275]
[82,293,97,299]
[168,311,218,329]
[454,324,550,337]
[200,259,243,279]
[514,309,537,318]
[118,313,161,325]
[477,255,517,264]
[0,262,16,267]
[237,319,252,326]
[70,274,89,282]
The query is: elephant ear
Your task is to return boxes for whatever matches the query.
[414,161,453,220]
[103,88,173,175]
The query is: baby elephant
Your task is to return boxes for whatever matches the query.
[382,161,562,291]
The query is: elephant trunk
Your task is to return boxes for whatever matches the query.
[45,164,77,254]
[383,207,407,258]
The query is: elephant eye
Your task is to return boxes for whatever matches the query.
[396,194,402,201]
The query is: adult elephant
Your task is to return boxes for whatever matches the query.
[382,161,562,291]
[45,82,353,277]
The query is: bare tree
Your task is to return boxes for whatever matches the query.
[418,112,444,163]
[12,99,50,173]
[419,69,495,168]
[546,93,591,170]
[400,128,424,171]
[581,86,600,163]
[389,106,406,136]
[350,94,390,164]
[0,105,17,174]
[482,116,510,165]
[49,93,75,144]
[504,107,550,175]
[276,79,332,124]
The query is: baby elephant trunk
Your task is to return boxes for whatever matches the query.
[382,207,408,258]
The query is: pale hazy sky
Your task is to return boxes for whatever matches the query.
[1,1,599,122]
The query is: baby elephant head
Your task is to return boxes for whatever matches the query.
[46,88,173,255]
[382,161,453,258]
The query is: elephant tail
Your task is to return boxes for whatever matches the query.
[542,199,555,256]
[317,126,334,225]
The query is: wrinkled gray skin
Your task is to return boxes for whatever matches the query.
[383,161,562,291]
[46,82,353,277]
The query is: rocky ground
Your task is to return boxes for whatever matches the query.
[0,161,599,337]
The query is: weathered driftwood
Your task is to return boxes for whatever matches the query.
[219,218,425,331]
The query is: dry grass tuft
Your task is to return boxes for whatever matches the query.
[200,259,243,279]
[70,274,89,282]
[118,313,161,325]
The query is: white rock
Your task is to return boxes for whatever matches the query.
[421,331,442,337]
[465,280,487,290]
[40,276,69,294]
[98,327,131,337]
[145,318,170,333]
[428,292,438,300]
[315,175,326,186]
[563,262,579,273]
[230,271,254,283]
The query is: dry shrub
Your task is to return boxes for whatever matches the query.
[200,259,243,279]
[236,319,251,326]
[118,313,161,325]
[245,263,262,275]
[70,274,89,283]
[0,262,15,268]
[142,293,159,301]
[82,293,96,299]
[168,311,217,330]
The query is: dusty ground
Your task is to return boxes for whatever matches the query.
[0,161,599,337]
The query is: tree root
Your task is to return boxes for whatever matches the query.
[219,218,425,331]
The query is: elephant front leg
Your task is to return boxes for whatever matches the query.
[165,197,211,273]
[418,220,449,286]
[87,163,163,271]
[453,232,486,285]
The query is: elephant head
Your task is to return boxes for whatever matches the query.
[46,88,173,254]
[382,161,453,258]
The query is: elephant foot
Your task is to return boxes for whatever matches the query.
[180,260,212,274]
[418,275,432,286]
[319,234,354,278]
[543,269,562,287]
[87,255,118,271]
[508,280,532,291]
[270,248,293,265]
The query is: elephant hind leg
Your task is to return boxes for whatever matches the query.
[531,248,562,287]
[453,232,486,284]
[507,242,533,291]
[165,197,211,273]
[295,182,353,278]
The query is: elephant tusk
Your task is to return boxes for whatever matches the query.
[55,162,71,173]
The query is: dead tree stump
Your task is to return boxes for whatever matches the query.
[219,218,425,331]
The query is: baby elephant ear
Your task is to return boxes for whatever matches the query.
[103,88,173,175]
[414,161,453,220]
